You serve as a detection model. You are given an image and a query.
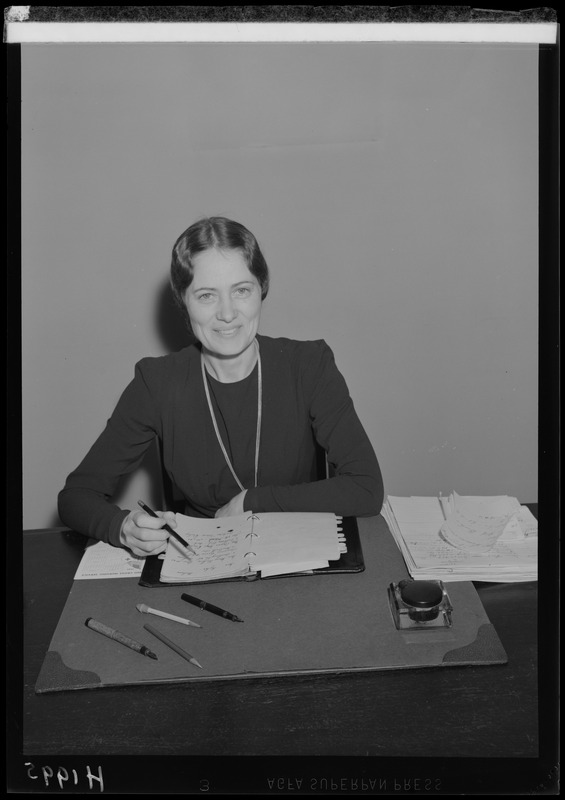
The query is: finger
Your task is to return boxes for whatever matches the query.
[155,510,177,527]
[132,510,171,531]
[124,517,169,543]
[130,543,167,558]
[142,539,168,556]
[129,536,169,556]
[163,511,177,527]
[132,526,170,543]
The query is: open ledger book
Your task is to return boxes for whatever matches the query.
[157,511,346,583]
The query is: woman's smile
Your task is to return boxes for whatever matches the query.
[214,326,242,336]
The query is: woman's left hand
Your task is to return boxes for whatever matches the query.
[215,490,247,518]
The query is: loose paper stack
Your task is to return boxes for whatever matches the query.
[382,493,537,582]
[74,540,144,579]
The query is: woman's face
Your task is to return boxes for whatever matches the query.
[184,247,262,359]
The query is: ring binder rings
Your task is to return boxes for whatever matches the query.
[139,515,364,587]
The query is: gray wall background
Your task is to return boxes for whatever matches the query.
[22,42,539,529]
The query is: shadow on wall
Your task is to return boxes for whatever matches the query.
[155,277,196,354]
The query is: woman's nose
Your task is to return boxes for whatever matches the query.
[217,295,237,322]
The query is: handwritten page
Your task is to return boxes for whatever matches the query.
[439,493,519,553]
[74,540,144,579]
[499,505,538,540]
[383,495,537,582]
[160,515,252,582]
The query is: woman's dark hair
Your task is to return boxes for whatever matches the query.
[170,217,269,328]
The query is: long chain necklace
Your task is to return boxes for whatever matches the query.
[201,340,262,492]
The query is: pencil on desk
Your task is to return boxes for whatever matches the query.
[143,622,203,669]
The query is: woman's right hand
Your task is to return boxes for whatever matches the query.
[119,508,176,557]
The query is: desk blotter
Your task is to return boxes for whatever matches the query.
[35,515,507,693]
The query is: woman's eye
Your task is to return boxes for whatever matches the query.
[197,293,214,302]
[234,287,251,297]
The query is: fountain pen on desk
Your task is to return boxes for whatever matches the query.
[181,593,244,623]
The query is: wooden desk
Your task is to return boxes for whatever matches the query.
[14,515,554,794]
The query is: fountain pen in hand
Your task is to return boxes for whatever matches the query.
[137,500,196,555]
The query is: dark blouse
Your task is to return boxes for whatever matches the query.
[206,363,260,490]
[58,336,384,546]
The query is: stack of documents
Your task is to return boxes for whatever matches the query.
[382,493,537,582]
[74,540,144,579]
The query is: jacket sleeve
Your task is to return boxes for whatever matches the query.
[57,360,161,546]
[245,341,384,517]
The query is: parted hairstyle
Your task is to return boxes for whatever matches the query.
[170,216,270,329]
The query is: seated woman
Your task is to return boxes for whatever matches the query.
[58,217,384,557]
